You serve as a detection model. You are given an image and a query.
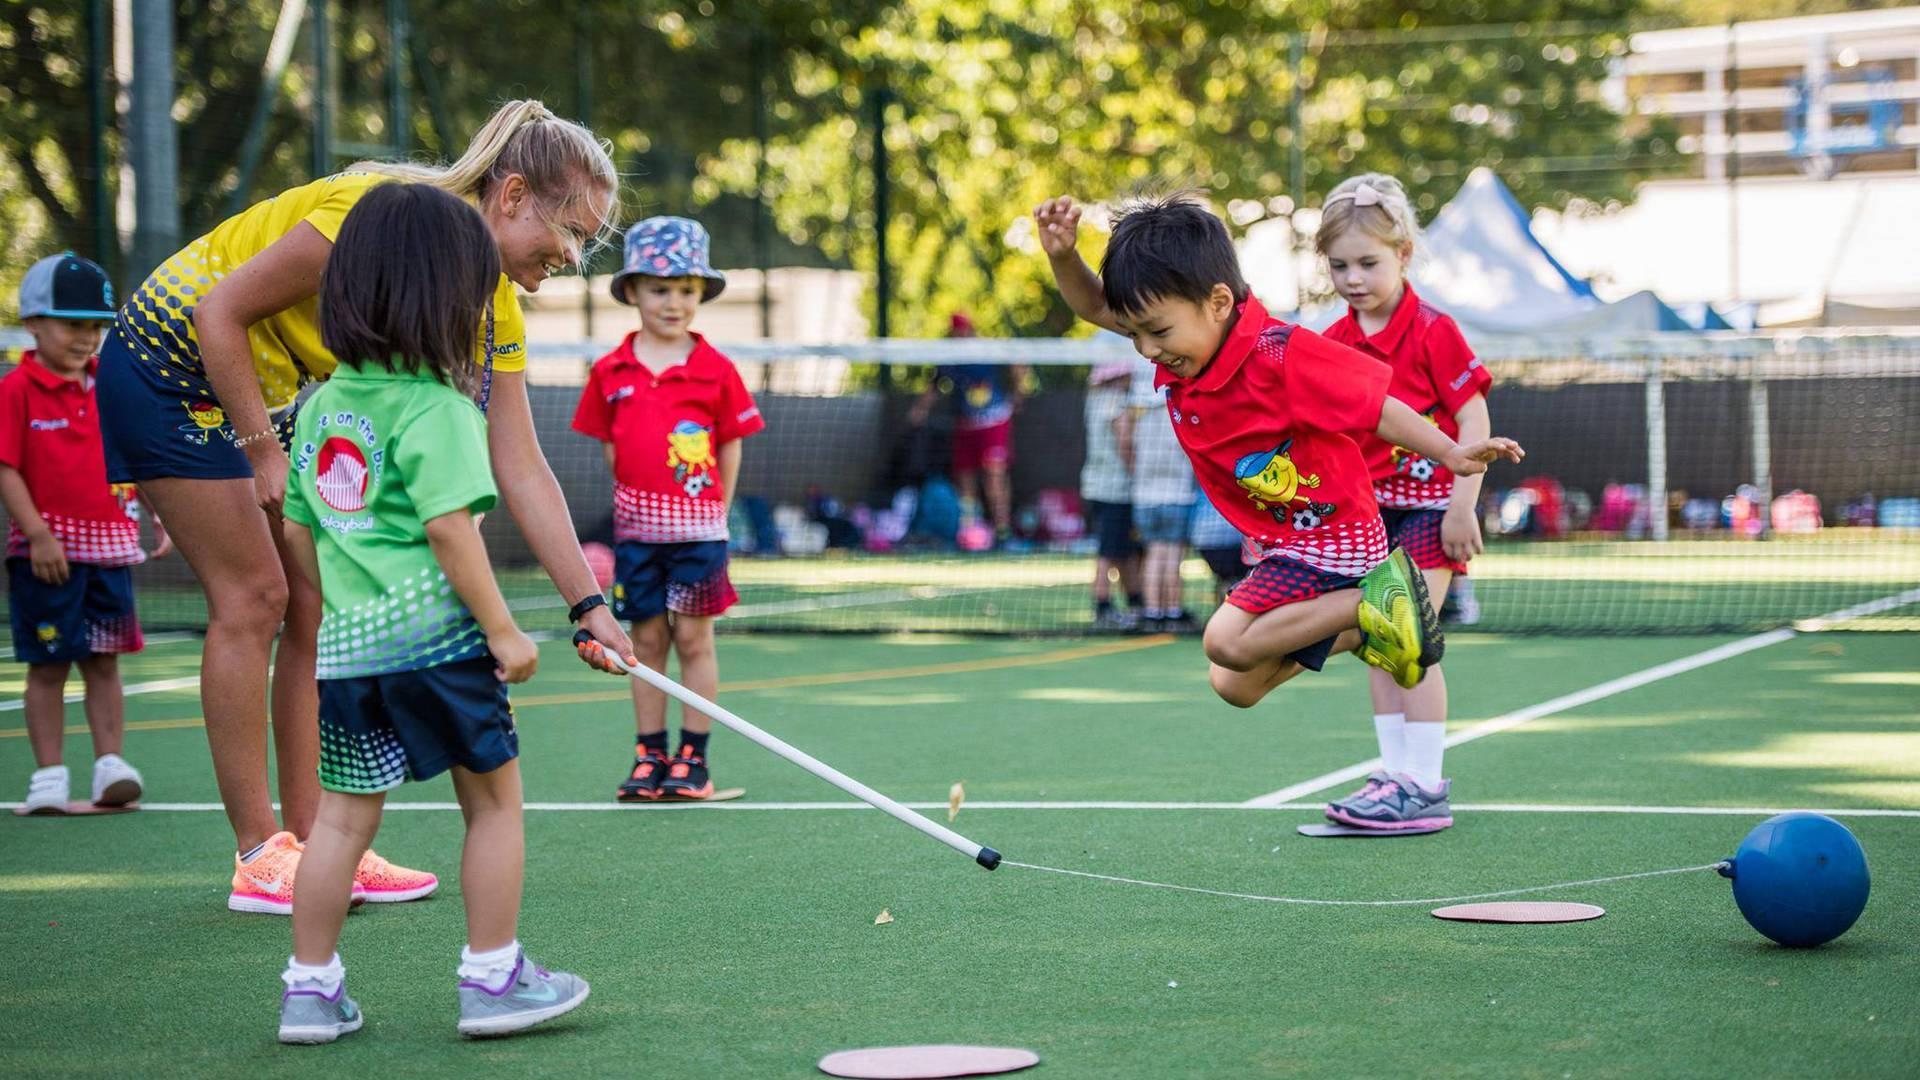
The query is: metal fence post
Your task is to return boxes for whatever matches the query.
[1645,357,1669,542]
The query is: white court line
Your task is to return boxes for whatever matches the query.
[11,800,1916,818]
[1242,584,1920,809]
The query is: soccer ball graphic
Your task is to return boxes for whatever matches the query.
[1407,458,1436,481]
[1290,507,1323,531]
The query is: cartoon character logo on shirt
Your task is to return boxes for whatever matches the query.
[665,419,717,497]
[36,623,60,646]
[178,400,229,445]
[314,437,370,513]
[1390,409,1441,482]
[1234,440,1337,531]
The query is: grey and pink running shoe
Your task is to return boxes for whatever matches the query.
[1324,770,1393,821]
[1325,773,1453,831]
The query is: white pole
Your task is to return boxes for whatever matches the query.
[1749,365,1773,538]
[1645,358,1669,542]
[581,633,1001,869]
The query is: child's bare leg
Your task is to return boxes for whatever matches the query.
[670,614,717,735]
[1091,556,1115,603]
[24,662,71,768]
[1205,594,1365,708]
[76,655,124,757]
[451,760,524,952]
[292,789,385,965]
[629,616,671,737]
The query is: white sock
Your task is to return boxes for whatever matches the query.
[1402,721,1447,791]
[1373,713,1406,774]
[458,940,522,990]
[283,954,345,994]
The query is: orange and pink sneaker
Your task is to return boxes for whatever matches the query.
[229,831,372,915]
[353,849,438,903]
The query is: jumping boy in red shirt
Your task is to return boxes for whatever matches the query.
[1033,193,1521,709]
[573,217,764,801]
[1,253,167,812]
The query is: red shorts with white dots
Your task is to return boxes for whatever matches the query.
[1380,509,1468,576]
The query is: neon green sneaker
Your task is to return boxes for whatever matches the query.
[1355,548,1439,690]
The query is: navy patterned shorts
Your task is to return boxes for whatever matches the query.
[1381,508,1468,575]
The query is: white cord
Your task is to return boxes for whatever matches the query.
[998,859,1730,907]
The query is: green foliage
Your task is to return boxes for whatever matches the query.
[703,0,1676,339]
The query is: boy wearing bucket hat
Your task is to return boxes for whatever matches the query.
[572,217,763,801]
[1,253,167,813]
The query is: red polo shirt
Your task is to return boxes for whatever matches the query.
[1324,285,1491,510]
[1156,297,1393,577]
[0,351,144,565]
[572,331,764,543]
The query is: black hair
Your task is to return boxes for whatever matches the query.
[320,182,501,389]
[1100,192,1249,318]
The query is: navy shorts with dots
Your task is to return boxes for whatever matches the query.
[1380,508,1468,576]
[316,656,517,794]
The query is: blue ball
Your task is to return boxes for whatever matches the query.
[1720,812,1870,947]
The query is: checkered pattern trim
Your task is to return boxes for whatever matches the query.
[1245,516,1387,577]
[1383,509,1469,575]
[613,482,729,543]
[1226,555,1362,615]
[6,513,144,566]
[86,611,145,655]
[667,564,738,617]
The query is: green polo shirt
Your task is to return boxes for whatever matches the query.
[284,363,497,679]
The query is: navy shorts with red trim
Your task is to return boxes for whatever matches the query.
[1222,556,1361,673]
[8,558,144,663]
[612,539,737,621]
[1381,508,1468,576]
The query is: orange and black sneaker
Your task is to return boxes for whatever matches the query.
[659,746,714,800]
[617,750,670,802]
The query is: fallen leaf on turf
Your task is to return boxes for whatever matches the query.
[874,908,893,925]
[949,781,965,822]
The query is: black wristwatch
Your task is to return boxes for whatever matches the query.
[568,593,608,623]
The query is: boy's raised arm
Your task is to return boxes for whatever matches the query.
[1035,197,1128,336]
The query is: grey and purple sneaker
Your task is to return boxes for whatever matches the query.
[1325,773,1453,831]
[278,982,364,1044]
[457,951,590,1038]
[1324,770,1393,821]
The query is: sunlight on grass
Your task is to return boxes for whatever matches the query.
[1816,671,1920,687]
[0,872,204,894]
[1804,780,1920,806]
[1019,687,1189,705]
[1688,732,1920,777]
[808,691,966,707]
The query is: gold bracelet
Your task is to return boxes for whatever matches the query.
[232,429,277,449]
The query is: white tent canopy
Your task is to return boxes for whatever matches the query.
[1532,172,1920,322]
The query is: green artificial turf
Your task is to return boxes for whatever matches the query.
[2,631,1917,1078]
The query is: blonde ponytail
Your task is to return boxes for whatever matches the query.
[354,98,619,244]
[1315,172,1422,257]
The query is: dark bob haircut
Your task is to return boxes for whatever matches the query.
[1100,192,1249,318]
[320,182,500,389]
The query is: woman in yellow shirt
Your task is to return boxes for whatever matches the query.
[95,100,638,914]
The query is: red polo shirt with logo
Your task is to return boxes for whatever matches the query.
[572,331,765,543]
[0,351,144,565]
[1324,285,1491,510]
[1155,297,1393,577]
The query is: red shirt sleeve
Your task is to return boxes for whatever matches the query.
[1284,330,1393,435]
[1424,314,1492,415]
[0,371,25,471]
[571,362,613,441]
[712,363,765,445]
